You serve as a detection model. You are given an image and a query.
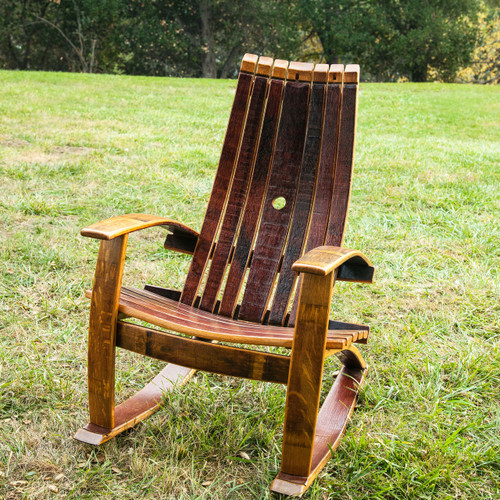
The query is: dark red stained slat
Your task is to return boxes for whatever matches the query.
[287,82,343,327]
[219,78,285,318]
[287,84,357,327]
[181,72,254,306]
[238,81,311,323]
[269,82,327,325]
[306,83,343,251]
[309,366,364,472]
[199,75,269,312]
[326,83,358,247]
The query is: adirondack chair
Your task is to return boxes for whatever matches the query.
[75,54,374,496]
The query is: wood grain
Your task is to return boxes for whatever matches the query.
[271,360,366,495]
[326,82,359,246]
[280,271,334,476]
[287,77,343,327]
[240,53,258,74]
[304,80,343,255]
[309,363,365,475]
[313,63,329,83]
[292,245,373,277]
[200,74,268,312]
[269,81,327,325]
[238,80,310,323]
[110,287,361,349]
[256,56,273,76]
[75,363,195,444]
[87,236,128,428]
[344,64,360,83]
[287,61,314,82]
[181,71,254,306]
[272,59,289,79]
[219,77,285,317]
[329,64,344,83]
[81,213,198,241]
[116,322,291,384]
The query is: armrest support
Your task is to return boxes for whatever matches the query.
[81,213,199,254]
[292,245,374,283]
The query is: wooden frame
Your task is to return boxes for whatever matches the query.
[74,54,374,496]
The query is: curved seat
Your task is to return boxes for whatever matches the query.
[113,287,368,349]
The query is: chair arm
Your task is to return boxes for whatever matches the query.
[81,213,199,254]
[292,245,374,283]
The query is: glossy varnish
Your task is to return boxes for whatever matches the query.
[76,55,373,497]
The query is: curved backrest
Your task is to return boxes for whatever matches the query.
[180,54,360,326]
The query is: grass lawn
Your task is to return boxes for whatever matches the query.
[0,70,499,499]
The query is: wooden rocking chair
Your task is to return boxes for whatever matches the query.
[75,54,374,496]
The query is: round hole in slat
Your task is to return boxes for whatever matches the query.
[272,197,286,210]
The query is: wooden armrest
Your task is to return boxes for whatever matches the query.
[81,213,199,243]
[292,246,374,283]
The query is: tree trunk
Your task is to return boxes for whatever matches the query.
[411,63,428,82]
[7,33,21,68]
[316,27,339,65]
[220,45,240,79]
[200,0,216,78]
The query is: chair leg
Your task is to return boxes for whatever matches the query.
[74,235,198,445]
[270,272,333,495]
[271,345,367,496]
[270,270,367,496]
[85,236,128,429]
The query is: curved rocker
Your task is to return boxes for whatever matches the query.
[271,346,367,496]
[74,363,195,445]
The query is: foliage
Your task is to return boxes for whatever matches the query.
[116,0,302,78]
[458,4,499,84]
[0,0,124,73]
[0,0,60,71]
[0,0,487,81]
[0,0,302,78]
[299,0,481,82]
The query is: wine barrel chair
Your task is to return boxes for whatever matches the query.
[75,54,374,496]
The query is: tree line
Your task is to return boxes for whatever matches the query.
[0,0,497,82]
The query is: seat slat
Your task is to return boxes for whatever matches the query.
[219,77,286,317]
[200,74,269,312]
[114,287,364,350]
[181,70,255,306]
[238,80,311,323]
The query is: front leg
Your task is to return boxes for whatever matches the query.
[87,235,128,429]
[279,271,335,480]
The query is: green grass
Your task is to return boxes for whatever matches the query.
[0,70,499,499]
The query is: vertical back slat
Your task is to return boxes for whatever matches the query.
[238,67,312,323]
[199,74,269,312]
[325,66,359,247]
[181,59,256,306]
[305,65,344,252]
[287,65,344,327]
[219,74,286,318]
[268,68,328,325]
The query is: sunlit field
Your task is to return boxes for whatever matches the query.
[1,70,498,499]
